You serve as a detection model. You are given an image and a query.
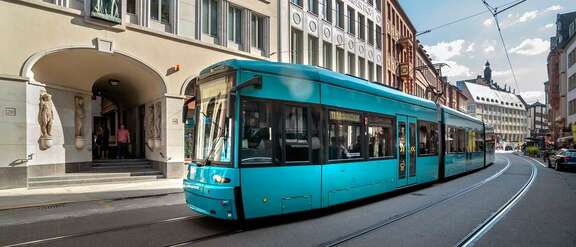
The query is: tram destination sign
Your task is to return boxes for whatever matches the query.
[90,0,121,24]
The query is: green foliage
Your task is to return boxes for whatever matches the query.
[526,146,539,157]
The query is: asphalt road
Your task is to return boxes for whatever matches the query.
[0,154,575,247]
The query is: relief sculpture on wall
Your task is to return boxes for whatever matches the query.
[74,96,87,149]
[38,91,54,150]
[146,104,156,150]
[153,102,162,149]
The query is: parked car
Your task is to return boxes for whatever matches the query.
[548,149,576,171]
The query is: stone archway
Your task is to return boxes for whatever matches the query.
[23,46,169,177]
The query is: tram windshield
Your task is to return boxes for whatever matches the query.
[194,75,232,165]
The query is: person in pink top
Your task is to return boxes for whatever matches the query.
[116,124,131,159]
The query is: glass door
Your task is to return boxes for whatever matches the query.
[397,116,417,187]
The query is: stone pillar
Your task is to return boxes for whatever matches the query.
[0,75,28,189]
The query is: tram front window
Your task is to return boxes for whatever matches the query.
[194,76,232,164]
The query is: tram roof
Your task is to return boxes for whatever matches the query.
[204,59,437,109]
[441,105,483,124]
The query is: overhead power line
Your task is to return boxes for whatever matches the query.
[482,0,527,91]
[416,0,526,36]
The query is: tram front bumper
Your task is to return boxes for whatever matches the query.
[183,180,239,220]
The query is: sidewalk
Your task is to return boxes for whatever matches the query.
[0,179,183,210]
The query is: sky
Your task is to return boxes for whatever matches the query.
[400,0,576,104]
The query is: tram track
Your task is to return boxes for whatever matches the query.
[319,158,513,247]
[2,215,202,247]
[456,155,538,247]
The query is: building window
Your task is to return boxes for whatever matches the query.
[348,52,355,75]
[368,61,374,81]
[322,0,332,22]
[308,35,319,66]
[376,0,382,11]
[308,0,318,15]
[418,121,438,155]
[251,13,266,50]
[202,0,219,37]
[358,57,365,78]
[376,65,382,83]
[358,14,365,40]
[228,6,243,44]
[376,25,382,49]
[290,0,303,7]
[291,29,303,64]
[323,42,333,70]
[336,47,345,73]
[328,110,363,160]
[127,0,136,14]
[570,74,576,91]
[367,20,374,45]
[569,49,576,68]
[336,1,344,29]
[347,7,355,35]
[151,0,171,23]
[368,115,395,158]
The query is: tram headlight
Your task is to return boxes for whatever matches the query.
[212,174,231,183]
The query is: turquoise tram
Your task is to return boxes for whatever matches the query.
[183,60,495,220]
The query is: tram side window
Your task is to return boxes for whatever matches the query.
[367,115,395,158]
[475,130,484,152]
[448,127,466,153]
[418,121,438,156]
[240,100,274,163]
[328,110,363,160]
[285,106,309,162]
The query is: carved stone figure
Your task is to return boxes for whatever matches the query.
[39,92,54,138]
[74,96,85,137]
[147,104,155,138]
[154,102,161,139]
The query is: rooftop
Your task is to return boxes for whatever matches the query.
[464,82,526,110]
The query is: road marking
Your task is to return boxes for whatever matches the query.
[457,155,537,247]
[2,215,201,247]
[523,155,547,168]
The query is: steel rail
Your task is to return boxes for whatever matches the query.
[319,158,512,247]
[456,155,537,247]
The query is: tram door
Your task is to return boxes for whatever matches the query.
[397,116,417,187]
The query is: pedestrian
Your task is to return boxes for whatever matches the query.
[95,126,104,159]
[116,124,131,159]
[102,126,110,159]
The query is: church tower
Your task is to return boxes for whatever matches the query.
[484,61,492,83]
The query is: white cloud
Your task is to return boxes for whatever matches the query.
[466,43,476,53]
[483,18,494,27]
[518,11,538,23]
[423,40,466,61]
[509,38,550,56]
[484,45,495,53]
[520,91,545,104]
[546,5,563,12]
[440,61,472,78]
[502,6,563,28]
[544,23,555,29]
[492,70,511,76]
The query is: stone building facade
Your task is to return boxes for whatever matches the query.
[458,62,528,147]
[0,0,278,188]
